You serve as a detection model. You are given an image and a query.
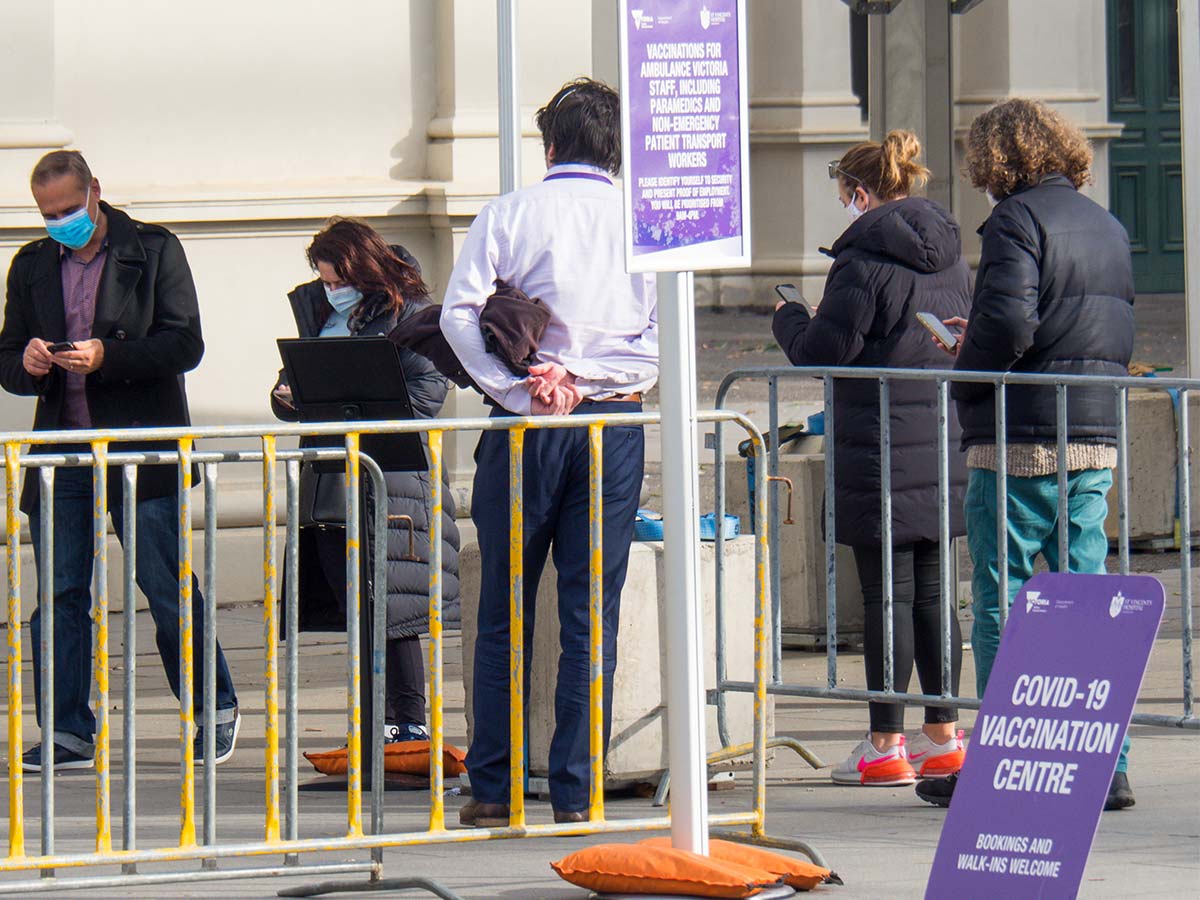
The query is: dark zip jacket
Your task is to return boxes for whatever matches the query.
[772,197,970,547]
[952,175,1135,448]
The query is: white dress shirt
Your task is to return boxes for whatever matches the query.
[440,162,659,415]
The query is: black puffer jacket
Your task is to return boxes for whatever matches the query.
[952,175,1135,446]
[272,269,461,638]
[772,197,970,547]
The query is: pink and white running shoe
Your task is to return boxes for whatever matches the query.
[830,735,917,786]
[906,730,966,778]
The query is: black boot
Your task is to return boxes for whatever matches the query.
[1104,771,1135,810]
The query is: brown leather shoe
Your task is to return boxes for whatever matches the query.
[553,808,589,824]
[459,800,510,828]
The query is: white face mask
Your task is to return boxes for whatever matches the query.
[844,192,866,223]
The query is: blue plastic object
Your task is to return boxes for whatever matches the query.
[699,512,742,541]
[633,509,664,541]
[633,510,741,542]
[806,410,825,435]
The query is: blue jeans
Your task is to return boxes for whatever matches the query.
[29,466,238,755]
[965,466,1130,772]
[466,403,644,812]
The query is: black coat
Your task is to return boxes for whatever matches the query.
[0,202,203,512]
[952,175,1135,446]
[772,197,970,547]
[272,276,461,638]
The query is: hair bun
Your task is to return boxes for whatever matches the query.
[883,129,922,167]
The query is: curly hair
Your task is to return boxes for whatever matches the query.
[964,98,1093,199]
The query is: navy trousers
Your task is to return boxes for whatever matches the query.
[29,466,238,755]
[466,401,644,812]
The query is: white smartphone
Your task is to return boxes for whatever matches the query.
[774,283,815,316]
[916,312,959,351]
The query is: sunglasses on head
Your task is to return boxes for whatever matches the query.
[828,160,862,185]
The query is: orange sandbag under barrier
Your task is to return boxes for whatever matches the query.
[304,741,467,777]
[551,843,784,898]
[642,838,838,891]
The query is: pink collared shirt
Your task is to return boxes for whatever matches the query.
[59,242,107,429]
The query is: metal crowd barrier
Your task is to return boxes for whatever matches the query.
[0,410,806,895]
[713,366,1199,733]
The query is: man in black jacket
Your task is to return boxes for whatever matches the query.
[0,150,239,771]
[916,100,1136,811]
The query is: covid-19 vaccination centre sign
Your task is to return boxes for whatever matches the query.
[619,0,751,272]
[927,573,1165,899]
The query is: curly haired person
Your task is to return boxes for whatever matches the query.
[916,99,1137,811]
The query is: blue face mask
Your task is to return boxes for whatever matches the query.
[324,283,363,314]
[44,186,97,250]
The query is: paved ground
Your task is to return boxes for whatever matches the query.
[0,587,1195,899]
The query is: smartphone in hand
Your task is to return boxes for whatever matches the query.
[915,312,958,352]
[774,283,815,316]
[46,341,76,353]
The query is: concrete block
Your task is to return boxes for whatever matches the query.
[460,536,769,785]
[1105,390,1176,542]
[723,447,864,647]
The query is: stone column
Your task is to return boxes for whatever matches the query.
[868,1,955,211]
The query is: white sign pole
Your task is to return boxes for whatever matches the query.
[619,0,750,854]
[657,269,710,854]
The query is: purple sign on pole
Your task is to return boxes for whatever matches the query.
[619,0,750,272]
[927,573,1164,899]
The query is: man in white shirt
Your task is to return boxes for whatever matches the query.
[442,78,657,827]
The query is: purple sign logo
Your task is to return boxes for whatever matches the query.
[927,573,1164,899]
[619,0,750,272]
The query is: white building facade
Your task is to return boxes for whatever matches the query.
[0,0,1168,432]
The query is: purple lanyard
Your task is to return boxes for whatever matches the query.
[543,171,612,185]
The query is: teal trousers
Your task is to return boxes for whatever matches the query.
[965,466,1130,772]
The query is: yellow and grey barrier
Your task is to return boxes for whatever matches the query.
[0,410,808,895]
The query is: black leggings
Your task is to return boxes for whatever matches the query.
[314,528,426,727]
[385,636,426,726]
[851,540,962,734]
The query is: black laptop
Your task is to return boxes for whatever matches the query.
[276,336,427,473]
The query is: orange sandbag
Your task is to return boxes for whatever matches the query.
[643,837,835,891]
[304,740,466,777]
[551,842,783,898]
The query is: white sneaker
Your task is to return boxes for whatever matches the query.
[906,730,965,779]
[830,735,917,786]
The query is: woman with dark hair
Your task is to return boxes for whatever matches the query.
[917,98,1136,810]
[271,217,460,744]
[772,130,970,788]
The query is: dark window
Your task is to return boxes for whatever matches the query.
[850,10,869,121]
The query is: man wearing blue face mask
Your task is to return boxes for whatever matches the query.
[0,150,240,772]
